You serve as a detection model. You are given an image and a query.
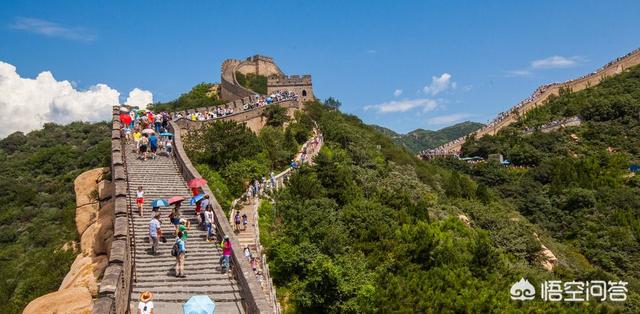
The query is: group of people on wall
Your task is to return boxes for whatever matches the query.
[173,90,299,122]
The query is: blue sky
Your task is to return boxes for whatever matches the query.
[1,1,639,134]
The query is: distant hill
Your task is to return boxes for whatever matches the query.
[371,121,484,153]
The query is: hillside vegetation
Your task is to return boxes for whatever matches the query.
[236,71,268,94]
[184,105,314,212]
[255,100,634,313]
[372,121,484,153]
[455,64,640,310]
[0,122,111,313]
[150,82,225,112]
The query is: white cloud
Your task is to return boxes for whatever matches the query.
[364,98,438,113]
[507,55,584,77]
[427,113,473,125]
[125,88,154,108]
[366,49,377,54]
[0,61,152,137]
[531,55,580,69]
[393,89,403,97]
[505,69,532,77]
[423,73,456,95]
[10,17,96,42]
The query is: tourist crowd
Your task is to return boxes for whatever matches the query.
[172,90,299,122]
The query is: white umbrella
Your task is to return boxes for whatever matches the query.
[119,106,130,113]
[141,128,155,135]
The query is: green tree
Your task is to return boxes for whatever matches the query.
[185,120,261,169]
[262,105,290,127]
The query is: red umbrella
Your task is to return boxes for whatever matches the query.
[188,178,208,188]
[168,196,185,204]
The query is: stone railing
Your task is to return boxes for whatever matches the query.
[434,47,640,153]
[93,107,134,314]
[167,120,272,313]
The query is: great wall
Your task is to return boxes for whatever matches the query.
[87,55,314,314]
[428,48,640,156]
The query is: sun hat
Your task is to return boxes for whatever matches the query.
[139,291,153,302]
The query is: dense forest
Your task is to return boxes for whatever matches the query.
[455,64,640,310]
[253,91,639,312]
[372,121,485,153]
[0,122,111,313]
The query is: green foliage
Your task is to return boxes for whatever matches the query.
[186,115,307,203]
[258,101,613,312]
[0,122,111,313]
[262,105,290,127]
[323,97,342,109]
[149,82,225,112]
[186,119,261,169]
[195,164,233,211]
[450,64,640,312]
[236,71,267,94]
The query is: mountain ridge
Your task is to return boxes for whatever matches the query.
[371,121,484,153]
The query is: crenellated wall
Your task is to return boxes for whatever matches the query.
[221,55,313,103]
[93,106,134,314]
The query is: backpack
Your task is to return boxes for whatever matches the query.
[171,242,179,257]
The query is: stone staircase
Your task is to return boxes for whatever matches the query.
[124,143,245,313]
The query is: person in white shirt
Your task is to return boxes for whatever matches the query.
[204,204,214,242]
[137,291,154,314]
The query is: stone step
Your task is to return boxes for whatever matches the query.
[132,292,243,303]
[132,285,240,294]
[133,273,234,283]
[130,301,245,314]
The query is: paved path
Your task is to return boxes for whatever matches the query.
[124,144,245,313]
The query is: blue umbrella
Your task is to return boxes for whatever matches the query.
[189,193,205,205]
[151,199,169,207]
[160,132,173,137]
[183,295,215,314]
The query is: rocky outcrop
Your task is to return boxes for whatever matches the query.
[24,168,115,313]
[534,233,558,271]
[23,287,93,314]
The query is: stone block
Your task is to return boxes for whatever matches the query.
[92,297,113,314]
[112,151,123,166]
[114,196,128,217]
[111,130,121,139]
[99,264,122,295]
[113,216,128,239]
[112,165,125,181]
[109,239,126,264]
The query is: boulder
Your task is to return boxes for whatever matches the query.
[74,168,107,207]
[58,254,108,296]
[75,203,99,236]
[97,179,114,201]
[457,214,471,227]
[23,287,93,314]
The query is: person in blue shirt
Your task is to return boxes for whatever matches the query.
[175,231,186,277]
[149,134,159,159]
